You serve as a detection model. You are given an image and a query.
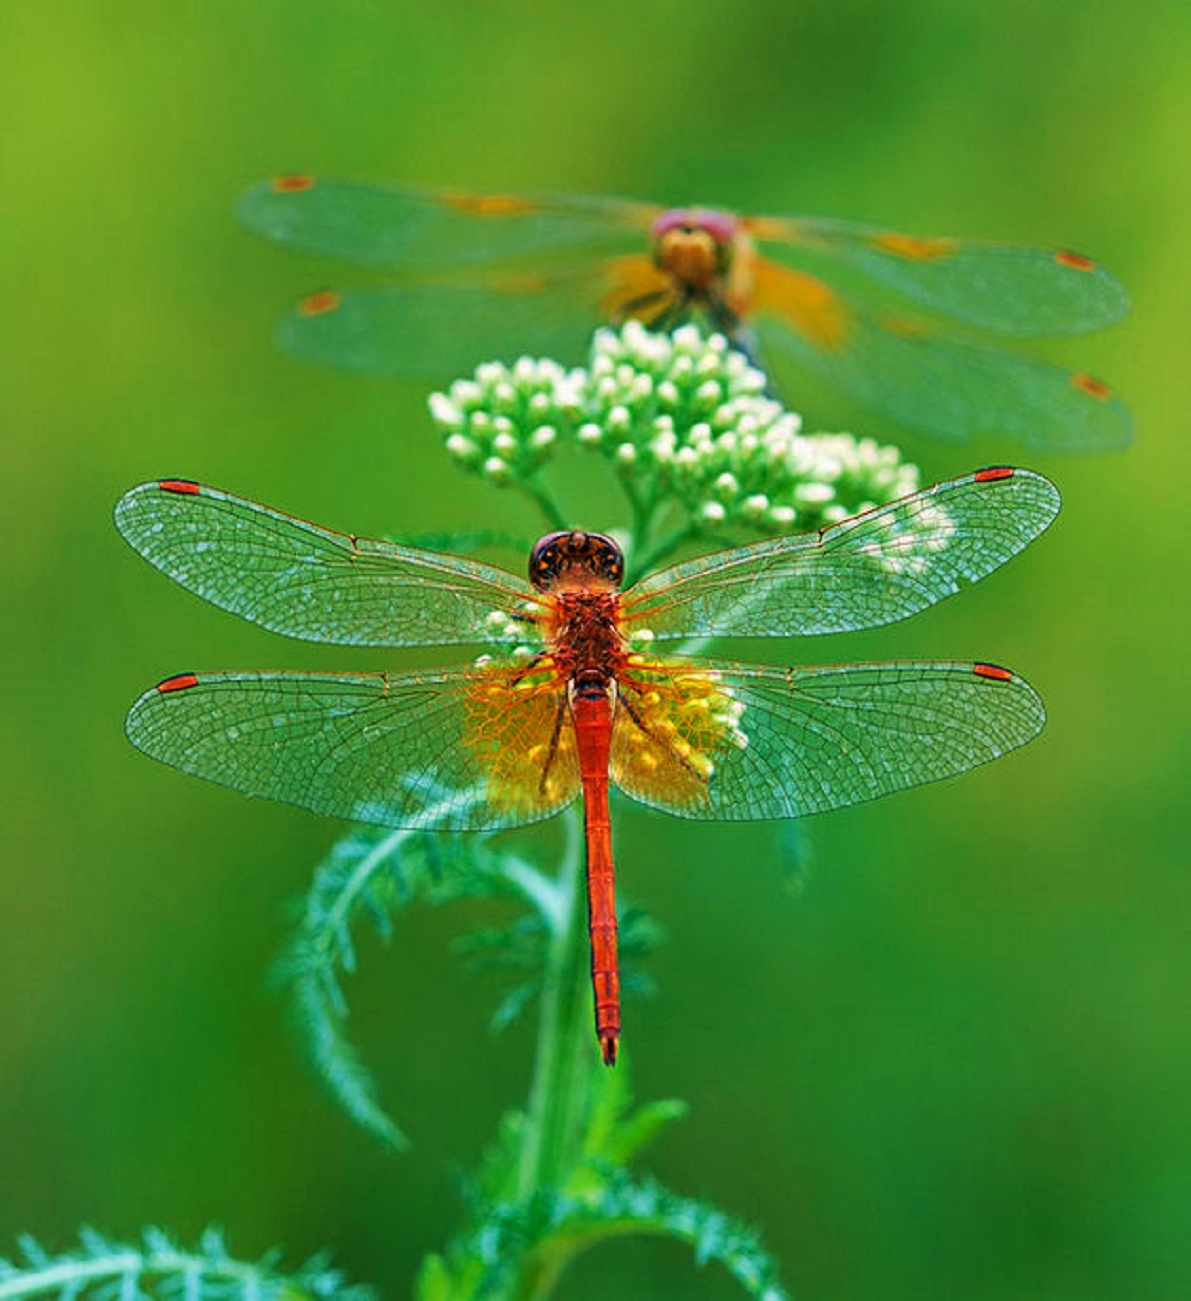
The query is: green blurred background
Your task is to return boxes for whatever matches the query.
[4,2,1187,1297]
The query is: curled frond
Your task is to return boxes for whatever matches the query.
[277,824,554,1149]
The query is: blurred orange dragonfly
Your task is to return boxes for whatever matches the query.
[117,467,1057,1062]
[239,178,1130,451]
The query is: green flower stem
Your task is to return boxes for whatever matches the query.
[517,808,594,1200]
[522,477,569,532]
[628,521,699,586]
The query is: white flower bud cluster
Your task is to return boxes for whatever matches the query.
[428,322,920,536]
[579,322,769,475]
[429,356,580,487]
[579,323,920,534]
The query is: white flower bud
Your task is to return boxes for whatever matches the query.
[689,422,713,448]
[795,481,835,505]
[607,405,631,434]
[428,393,460,426]
[672,324,701,351]
[445,434,478,462]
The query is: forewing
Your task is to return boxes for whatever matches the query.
[622,468,1059,642]
[115,481,540,647]
[611,658,1044,821]
[748,215,1130,336]
[274,260,658,378]
[126,666,580,830]
[238,178,654,269]
[750,258,1131,451]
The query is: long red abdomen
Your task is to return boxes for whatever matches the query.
[570,691,620,1066]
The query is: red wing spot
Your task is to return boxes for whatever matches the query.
[157,673,200,693]
[1055,249,1096,272]
[272,175,315,194]
[159,479,201,495]
[299,290,340,317]
[974,466,1016,483]
[973,662,1013,683]
[1071,372,1113,402]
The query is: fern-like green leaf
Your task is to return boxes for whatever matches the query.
[427,1174,787,1299]
[575,1052,687,1176]
[0,1229,372,1301]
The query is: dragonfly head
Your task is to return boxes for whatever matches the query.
[529,531,625,593]
[650,208,738,288]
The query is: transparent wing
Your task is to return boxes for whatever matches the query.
[237,178,654,269]
[115,481,540,647]
[126,666,580,830]
[750,258,1131,451]
[622,468,1059,642]
[611,658,1045,821]
[747,214,1130,336]
[273,260,659,378]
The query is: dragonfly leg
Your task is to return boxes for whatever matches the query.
[509,651,555,687]
[614,287,673,322]
[536,693,569,798]
[617,681,713,787]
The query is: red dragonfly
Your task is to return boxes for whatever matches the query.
[117,468,1057,1063]
[239,178,1130,451]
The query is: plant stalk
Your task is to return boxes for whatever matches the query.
[517,808,594,1199]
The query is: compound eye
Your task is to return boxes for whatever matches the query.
[591,534,625,584]
[529,531,568,586]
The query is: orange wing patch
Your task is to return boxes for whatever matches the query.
[272,175,316,194]
[751,257,851,350]
[877,312,932,339]
[480,270,553,295]
[870,232,957,261]
[599,254,674,321]
[442,191,541,218]
[612,659,748,810]
[463,662,580,817]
